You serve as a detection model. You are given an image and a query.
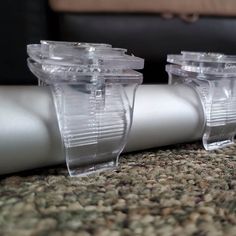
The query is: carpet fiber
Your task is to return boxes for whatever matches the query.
[0,143,236,236]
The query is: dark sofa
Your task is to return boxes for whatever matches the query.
[2,0,236,84]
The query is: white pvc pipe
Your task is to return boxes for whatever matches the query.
[126,84,204,151]
[0,85,204,175]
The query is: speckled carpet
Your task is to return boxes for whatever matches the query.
[0,143,236,236]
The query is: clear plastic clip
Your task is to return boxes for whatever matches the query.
[167,51,236,150]
[27,40,144,176]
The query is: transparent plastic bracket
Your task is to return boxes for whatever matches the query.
[167,51,236,150]
[27,40,144,176]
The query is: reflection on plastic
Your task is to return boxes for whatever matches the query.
[167,51,236,150]
[27,40,144,176]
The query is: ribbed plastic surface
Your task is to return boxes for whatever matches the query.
[27,40,143,176]
[167,52,236,150]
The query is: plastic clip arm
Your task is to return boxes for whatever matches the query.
[167,51,236,150]
[27,40,144,176]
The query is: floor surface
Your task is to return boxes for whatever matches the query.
[0,143,236,236]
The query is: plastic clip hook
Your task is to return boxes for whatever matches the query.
[27,40,144,176]
[167,51,236,150]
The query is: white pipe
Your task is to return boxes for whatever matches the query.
[0,85,204,175]
[126,84,204,151]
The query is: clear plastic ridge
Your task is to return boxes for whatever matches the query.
[167,51,236,150]
[27,40,144,176]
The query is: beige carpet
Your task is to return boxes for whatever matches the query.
[0,142,236,236]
